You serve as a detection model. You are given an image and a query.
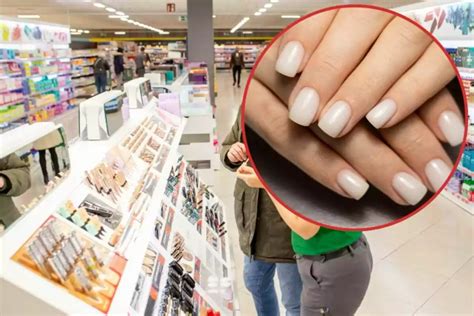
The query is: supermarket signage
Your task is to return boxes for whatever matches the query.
[167,3,176,13]
[0,19,70,44]
[404,1,473,40]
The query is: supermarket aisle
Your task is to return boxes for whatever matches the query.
[212,68,473,315]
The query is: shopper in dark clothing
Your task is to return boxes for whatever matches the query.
[230,47,245,87]
[93,53,110,94]
[114,48,125,89]
[220,111,302,316]
[135,47,146,78]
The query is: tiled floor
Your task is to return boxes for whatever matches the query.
[212,71,474,316]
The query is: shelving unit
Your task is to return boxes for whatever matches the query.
[214,44,262,69]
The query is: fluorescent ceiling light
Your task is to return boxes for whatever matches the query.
[109,15,128,18]
[254,12,262,16]
[70,28,77,32]
[71,32,81,35]
[114,31,126,35]
[213,15,216,18]
[84,30,90,33]
[116,11,125,15]
[281,15,301,18]
[93,3,105,8]
[17,15,40,19]
[120,17,128,21]
[106,7,116,12]
[161,31,170,35]
[259,8,266,13]
[270,0,279,2]
[78,29,84,32]
[230,17,249,33]
[242,31,253,34]
[264,3,273,8]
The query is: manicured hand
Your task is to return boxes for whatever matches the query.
[236,165,264,189]
[227,142,247,164]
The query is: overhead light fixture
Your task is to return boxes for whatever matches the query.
[17,15,40,19]
[93,2,105,8]
[213,15,216,18]
[114,31,126,35]
[116,11,125,15]
[70,28,77,32]
[242,31,253,34]
[254,12,262,16]
[126,19,134,23]
[70,32,82,35]
[270,0,279,2]
[78,29,84,33]
[161,31,170,35]
[84,30,90,33]
[264,3,273,8]
[259,8,266,13]
[109,15,128,18]
[230,17,249,33]
[83,0,92,2]
[281,15,301,18]
[120,17,128,21]
[105,7,116,12]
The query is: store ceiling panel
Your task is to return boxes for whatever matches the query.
[0,0,425,31]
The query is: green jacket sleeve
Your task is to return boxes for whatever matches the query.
[0,154,31,197]
[220,111,244,172]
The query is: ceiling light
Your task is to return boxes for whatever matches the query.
[115,31,126,35]
[83,0,92,2]
[281,15,301,18]
[120,17,128,21]
[106,7,116,12]
[270,0,279,2]
[116,11,125,15]
[126,19,134,23]
[70,28,77,32]
[70,32,82,35]
[161,31,170,35]
[93,3,105,8]
[254,12,262,16]
[78,29,84,33]
[213,15,216,18]
[109,15,128,18]
[259,8,266,13]
[230,17,249,33]
[84,30,90,33]
[242,31,253,34]
[17,15,40,19]
[264,3,272,8]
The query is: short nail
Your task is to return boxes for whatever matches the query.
[337,169,370,200]
[318,101,351,137]
[366,99,397,128]
[438,111,464,146]
[392,172,427,205]
[275,41,305,77]
[425,159,451,191]
[289,87,320,126]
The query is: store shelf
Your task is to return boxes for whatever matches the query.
[28,85,73,97]
[17,57,71,62]
[72,73,94,79]
[459,166,474,177]
[24,72,72,79]
[73,82,95,88]
[71,54,98,59]
[442,189,473,215]
[0,72,23,79]
[0,87,23,94]
[0,98,26,107]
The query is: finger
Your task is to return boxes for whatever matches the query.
[275,9,337,77]
[368,42,456,129]
[309,123,428,205]
[288,7,393,127]
[239,165,254,174]
[245,79,369,200]
[321,17,432,136]
[236,143,248,158]
[233,147,246,161]
[380,114,453,192]
[228,151,240,163]
[417,88,465,146]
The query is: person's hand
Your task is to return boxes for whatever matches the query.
[0,176,4,190]
[263,8,459,141]
[236,165,264,189]
[227,142,247,164]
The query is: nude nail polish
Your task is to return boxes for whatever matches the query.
[318,101,351,137]
[392,172,427,205]
[425,159,451,191]
[337,169,370,200]
[275,41,304,77]
[438,111,464,146]
[366,99,397,128]
[289,87,320,126]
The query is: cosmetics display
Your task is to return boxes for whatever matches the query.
[214,44,263,69]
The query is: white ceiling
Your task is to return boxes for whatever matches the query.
[0,0,425,32]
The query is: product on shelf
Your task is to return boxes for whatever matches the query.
[11,216,126,313]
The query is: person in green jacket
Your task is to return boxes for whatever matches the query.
[0,153,31,228]
[221,112,302,316]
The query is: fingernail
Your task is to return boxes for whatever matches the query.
[337,169,369,200]
[438,111,464,146]
[289,87,320,126]
[275,41,305,77]
[366,99,397,128]
[425,159,451,191]
[318,101,351,137]
[392,172,427,205]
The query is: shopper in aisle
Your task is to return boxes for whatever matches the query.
[236,165,373,316]
[220,112,302,316]
[230,47,245,88]
[113,47,125,89]
[135,47,147,78]
[93,52,110,94]
[0,153,31,228]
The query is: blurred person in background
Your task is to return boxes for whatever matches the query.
[230,46,245,88]
[93,51,110,93]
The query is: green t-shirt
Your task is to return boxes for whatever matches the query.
[292,227,362,255]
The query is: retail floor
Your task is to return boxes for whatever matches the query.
[46,71,473,315]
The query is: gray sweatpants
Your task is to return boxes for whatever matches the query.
[296,235,373,316]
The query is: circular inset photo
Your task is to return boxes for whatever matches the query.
[241,4,467,230]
